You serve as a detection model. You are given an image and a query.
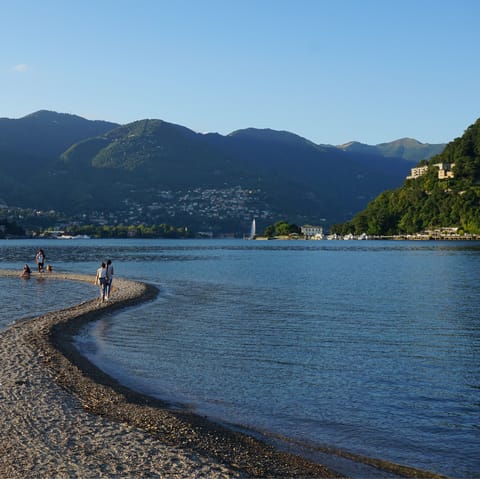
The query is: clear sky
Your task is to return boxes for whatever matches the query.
[1,0,479,145]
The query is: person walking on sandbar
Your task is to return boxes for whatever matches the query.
[105,259,114,300]
[95,262,108,303]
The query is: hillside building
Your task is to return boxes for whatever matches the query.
[406,163,455,180]
[407,165,429,179]
[435,163,455,179]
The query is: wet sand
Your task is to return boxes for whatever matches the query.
[0,270,341,478]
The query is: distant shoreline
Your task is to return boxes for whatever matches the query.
[2,233,480,241]
[253,234,480,241]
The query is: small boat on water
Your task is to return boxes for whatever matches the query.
[43,231,91,239]
[57,234,91,239]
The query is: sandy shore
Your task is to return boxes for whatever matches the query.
[0,270,340,478]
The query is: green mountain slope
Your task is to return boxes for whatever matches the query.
[54,119,412,230]
[334,118,480,235]
[1,110,440,234]
[223,127,411,222]
[61,119,248,187]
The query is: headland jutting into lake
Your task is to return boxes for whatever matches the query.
[0,270,454,478]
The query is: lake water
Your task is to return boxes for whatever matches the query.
[1,238,479,478]
[0,273,95,330]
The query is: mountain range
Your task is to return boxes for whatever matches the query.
[337,137,445,163]
[0,110,446,234]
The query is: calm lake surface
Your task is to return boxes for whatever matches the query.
[1,238,479,478]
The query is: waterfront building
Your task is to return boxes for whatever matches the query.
[301,225,324,239]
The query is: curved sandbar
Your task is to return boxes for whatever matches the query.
[0,270,339,478]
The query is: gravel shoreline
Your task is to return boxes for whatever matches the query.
[0,270,341,478]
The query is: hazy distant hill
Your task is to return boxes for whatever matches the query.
[0,110,444,233]
[0,110,118,161]
[0,111,118,207]
[337,137,445,163]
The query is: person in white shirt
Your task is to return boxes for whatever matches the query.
[95,262,107,302]
[35,249,45,272]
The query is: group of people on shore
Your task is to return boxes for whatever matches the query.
[95,259,114,302]
[21,249,52,279]
[20,248,113,303]
[20,249,114,304]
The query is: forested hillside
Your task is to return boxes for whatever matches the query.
[54,120,413,231]
[333,118,480,235]
[0,110,447,234]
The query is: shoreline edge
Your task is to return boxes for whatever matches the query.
[0,270,339,478]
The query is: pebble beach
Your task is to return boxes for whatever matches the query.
[0,270,339,478]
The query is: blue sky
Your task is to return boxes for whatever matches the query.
[1,0,479,145]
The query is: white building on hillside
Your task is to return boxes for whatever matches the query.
[435,163,455,179]
[407,163,455,180]
[407,165,429,179]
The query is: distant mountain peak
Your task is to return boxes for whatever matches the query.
[105,118,198,141]
[22,110,84,121]
[337,137,446,163]
[228,127,316,147]
[378,137,423,147]
[337,141,368,149]
[0,110,119,161]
